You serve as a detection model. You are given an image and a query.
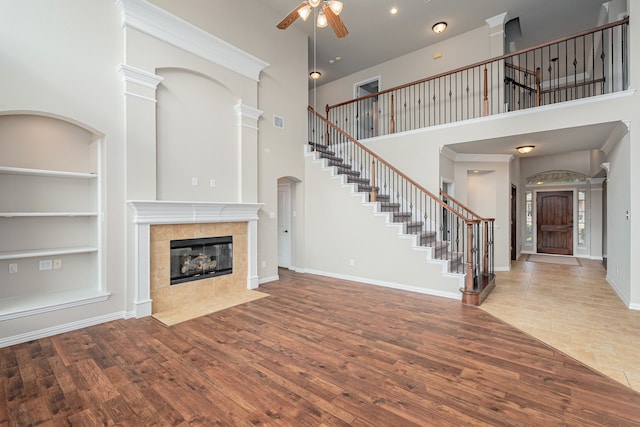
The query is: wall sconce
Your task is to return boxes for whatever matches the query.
[309,71,321,80]
[432,22,447,34]
[516,145,535,154]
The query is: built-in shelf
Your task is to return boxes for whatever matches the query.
[0,166,97,179]
[0,246,98,261]
[0,288,110,321]
[0,116,105,325]
[0,212,98,218]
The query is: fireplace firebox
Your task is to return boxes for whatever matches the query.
[170,236,232,285]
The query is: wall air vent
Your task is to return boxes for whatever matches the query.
[273,115,284,129]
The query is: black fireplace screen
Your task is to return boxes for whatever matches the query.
[170,236,233,285]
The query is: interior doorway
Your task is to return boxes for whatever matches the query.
[536,191,574,255]
[354,77,380,139]
[277,183,292,268]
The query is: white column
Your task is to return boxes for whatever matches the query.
[235,103,264,203]
[133,223,153,317]
[117,64,164,200]
[247,219,259,289]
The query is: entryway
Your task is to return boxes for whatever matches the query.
[536,190,573,255]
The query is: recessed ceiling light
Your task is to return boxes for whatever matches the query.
[390,7,398,15]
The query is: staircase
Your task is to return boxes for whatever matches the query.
[306,106,495,305]
[309,142,465,276]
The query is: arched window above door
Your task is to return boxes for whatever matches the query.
[526,170,586,186]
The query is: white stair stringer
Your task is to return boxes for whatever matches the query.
[304,146,464,299]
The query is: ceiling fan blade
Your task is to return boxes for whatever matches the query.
[277,2,308,30]
[323,3,348,38]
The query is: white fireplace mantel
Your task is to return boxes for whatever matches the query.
[128,200,262,318]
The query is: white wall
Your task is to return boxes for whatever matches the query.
[0,0,308,343]
[606,132,631,303]
[0,1,126,340]
[313,26,492,111]
[304,152,461,297]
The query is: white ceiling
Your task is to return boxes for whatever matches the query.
[266,0,608,85]
[264,0,619,159]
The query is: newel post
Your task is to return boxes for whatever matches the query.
[461,221,478,305]
[483,220,490,275]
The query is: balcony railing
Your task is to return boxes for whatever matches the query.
[326,18,629,139]
[309,106,495,304]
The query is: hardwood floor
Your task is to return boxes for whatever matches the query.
[2,269,640,426]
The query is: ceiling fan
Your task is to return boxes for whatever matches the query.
[276,1,348,38]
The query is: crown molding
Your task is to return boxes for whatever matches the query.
[455,153,514,163]
[235,103,264,121]
[439,145,457,161]
[601,120,630,154]
[115,0,269,81]
[117,64,164,89]
[486,12,508,29]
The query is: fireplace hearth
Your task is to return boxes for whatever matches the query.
[170,236,232,285]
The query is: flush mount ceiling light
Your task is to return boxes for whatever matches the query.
[432,22,447,34]
[516,145,535,154]
[309,71,322,80]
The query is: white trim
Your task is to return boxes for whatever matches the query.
[128,201,263,318]
[235,103,264,121]
[303,269,461,301]
[115,0,269,81]
[454,153,514,163]
[485,12,508,29]
[368,89,636,144]
[0,311,125,348]
[439,145,457,161]
[601,120,630,154]
[123,91,158,103]
[117,63,164,89]
[606,275,635,309]
[259,275,280,284]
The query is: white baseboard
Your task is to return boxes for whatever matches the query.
[605,275,638,310]
[259,275,279,285]
[0,311,126,348]
[303,268,461,301]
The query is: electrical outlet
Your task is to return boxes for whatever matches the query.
[209,179,216,187]
[9,263,18,274]
[39,260,53,270]
[261,261,266,269]
[191,176,198,186]
[350,258,355,267]
[53,259,62,269]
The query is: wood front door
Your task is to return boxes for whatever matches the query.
[537,191,573,255]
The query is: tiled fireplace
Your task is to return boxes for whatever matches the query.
[128,201,262,318]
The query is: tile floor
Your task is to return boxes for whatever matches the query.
[481,256,640,392]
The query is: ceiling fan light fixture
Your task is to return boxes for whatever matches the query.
[328,1,343,15]
[298,4,312,21]
[432,21,447,34]
[516,145,535,154]
[310,71,321,79]
[316,11,328,28]
[308,0,321,8]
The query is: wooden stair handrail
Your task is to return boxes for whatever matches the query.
[310,106,479,226]
[439,190,494,222]
[327,17,629,110]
